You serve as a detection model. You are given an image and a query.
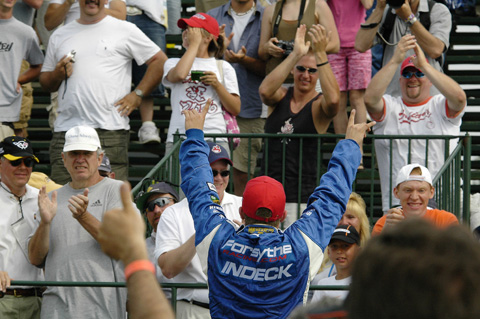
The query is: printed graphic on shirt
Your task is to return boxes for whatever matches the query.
[180,79,220,114]
[218,240,297,282]
[398,109,435,129]
[0,42,14,52]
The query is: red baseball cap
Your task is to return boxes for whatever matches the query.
[400,55,429,73]
[242,176,286,222]
[177,13,219,39]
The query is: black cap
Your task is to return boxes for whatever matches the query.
[0,136,39,162]
[207,142,232,166]
[136,182,179,212]
[329,225,360,245]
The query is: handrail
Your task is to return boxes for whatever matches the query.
[134,133,470,226]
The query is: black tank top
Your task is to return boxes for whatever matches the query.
[261,87,322,202]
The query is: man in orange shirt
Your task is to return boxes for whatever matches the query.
[372,163,458,235]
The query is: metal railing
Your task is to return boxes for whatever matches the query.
[132,133,472,226]
[11,280,348,312]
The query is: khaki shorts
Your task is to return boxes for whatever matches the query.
[14,60,33,130]
[232,117,265,175]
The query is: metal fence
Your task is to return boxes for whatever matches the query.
[132,133,472,226]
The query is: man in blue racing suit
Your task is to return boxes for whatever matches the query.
[180,102,375,319]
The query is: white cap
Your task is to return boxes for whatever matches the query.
[395,163,433,187]
[63,126,101,152]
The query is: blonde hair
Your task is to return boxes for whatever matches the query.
[318,192,371,273]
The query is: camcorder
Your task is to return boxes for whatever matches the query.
[275,40,294,57]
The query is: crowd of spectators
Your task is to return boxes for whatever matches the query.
[0,0,476,318]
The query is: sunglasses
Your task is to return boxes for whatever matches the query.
[296,65,318,74]
[8,157,36,168]
[401,70,425,79]
[212,170,230,177]
[146,197,174,211]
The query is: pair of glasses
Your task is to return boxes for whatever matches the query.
[146,197,175,211]
[9,157,35,168]
[296,66,317,74]
[401,70,425,79]
[212,170,230,177]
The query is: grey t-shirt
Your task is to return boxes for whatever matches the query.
[39,178,127,319]
[0,17,44,121]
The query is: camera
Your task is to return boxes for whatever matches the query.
[275,40,294,57]
[387,0,405,9]
[66,50,76,63]
[191,70,205,82]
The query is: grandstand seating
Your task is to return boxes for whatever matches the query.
[27,1,479,210]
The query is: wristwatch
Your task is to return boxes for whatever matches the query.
[134,89,144,98]
[406,13,418,26]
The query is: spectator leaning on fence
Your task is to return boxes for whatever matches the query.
[364,35,466,213]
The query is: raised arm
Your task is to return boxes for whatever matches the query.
[364,35,416,118]
[394,1,448,59]
[258,4,284,61]
[259,25,310,106]
[309,25,339,120]
[315,0,340,54]
[355,0,386,52]
[28,187,57,266]
[166,27,203,83]
[411,44,466,114]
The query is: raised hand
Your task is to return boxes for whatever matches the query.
[38,186,58,225]
[183,98,211,131]
[345,109,375,145]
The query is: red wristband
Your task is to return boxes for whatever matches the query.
[124,260,155,281]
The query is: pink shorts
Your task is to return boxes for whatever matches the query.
[329,47,372,92]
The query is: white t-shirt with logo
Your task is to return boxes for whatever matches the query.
[372,94,465,212]
[162,57,240,143]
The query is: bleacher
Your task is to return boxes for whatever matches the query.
[27,1,479,212]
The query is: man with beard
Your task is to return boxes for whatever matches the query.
[364,35,466,213]
[39,0,166,184]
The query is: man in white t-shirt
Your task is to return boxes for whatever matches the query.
[154,142,242,319]
[39,0,167,184]
[364,35,466,213]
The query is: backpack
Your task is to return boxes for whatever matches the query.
[378,0,454,66]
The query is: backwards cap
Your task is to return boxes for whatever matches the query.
[242,176,286,222]
[177,13,219,39]
[395,163,433,187]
